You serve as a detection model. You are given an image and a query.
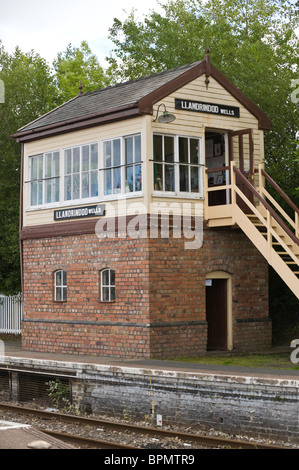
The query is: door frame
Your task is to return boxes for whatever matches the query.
[205,271,233,350]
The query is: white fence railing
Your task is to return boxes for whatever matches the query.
[0,293,22,334]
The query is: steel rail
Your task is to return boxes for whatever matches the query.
[0,402,288,450]
[39,429,139,450]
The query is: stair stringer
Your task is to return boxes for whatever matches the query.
[234,204,299,300]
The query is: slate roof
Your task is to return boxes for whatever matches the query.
[17,61,201,134]
[13,57,271,142]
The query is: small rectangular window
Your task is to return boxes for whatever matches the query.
[100,269,115,302]
[54,270,67,302]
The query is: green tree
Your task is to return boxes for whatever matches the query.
[53,41,109,102]
[0,42,58,294]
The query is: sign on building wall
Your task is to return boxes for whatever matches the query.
[54,204,105,221]
[175,98,240,118]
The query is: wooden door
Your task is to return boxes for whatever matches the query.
[206,279,227,350]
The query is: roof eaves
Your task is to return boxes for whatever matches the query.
[12,103,142,142]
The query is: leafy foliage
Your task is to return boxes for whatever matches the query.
[53,41,109,102]
[0,40,108,294]
[0,43,58,294]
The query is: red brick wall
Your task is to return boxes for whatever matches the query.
[21,224,271,358]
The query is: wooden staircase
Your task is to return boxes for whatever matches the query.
[204,162,299,300]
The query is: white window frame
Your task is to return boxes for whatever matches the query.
[54,270,67,302]
[101,133,142,199]
[153,134,203,198]
[28,151,60,209]
[63,142,99,203]
[100,268,115,302]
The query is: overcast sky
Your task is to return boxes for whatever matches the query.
[0,0,166,68]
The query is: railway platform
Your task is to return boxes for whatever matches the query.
[0,335,297,379]
[0,335,298,443]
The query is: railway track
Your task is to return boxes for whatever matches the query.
[0,402,289,449]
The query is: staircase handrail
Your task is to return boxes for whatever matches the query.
[260,168,299,215]
[233,165,299,247]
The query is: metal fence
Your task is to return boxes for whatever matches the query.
[0,293,22,334]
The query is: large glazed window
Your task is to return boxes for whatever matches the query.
[29,151,60,206]
[102,134,142,197]
[153,135,175,192]
[125,135,142,193]
[153,134,202,195]
[64,143,98,201]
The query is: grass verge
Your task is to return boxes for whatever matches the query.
[170,352,299,370]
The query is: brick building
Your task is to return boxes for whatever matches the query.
[14,52,299,358]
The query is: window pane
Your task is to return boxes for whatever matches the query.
[38,182,43,205]
[110,287,115,301]
[73,174,80,199]
[154,163,163,190]
[165,136,174,162]
[38,156,43,179]
[82,172,90,199]
[102,286,109,301]
[54,178,60,202]
[135,135,141,162]
[104,141,111,168]
[113,139,121,167]
[191,166,199,192]
[56,287,61,301]
[45,154,52,178]
[31,182,37,205]
[56,271,62,286]
[165,165,175,191]
[90,144,98,170]
[63,287,67,301]
[110,269,115,286]
[179,137,188,163]
[125,166,133,192]
[104,169,112,195]
[125,137,133,164]
[190,139,199,164]
[53,152,60,176]
[153,135,162,161]
[62,270,67,286]
[135,164,142,192]
[180,165,189,192]
[46,180,52,203]
[102,269,109,286]
[91,170,98,197]
[31,157,38,180]
[113,168,121,193]
[65,175,72,200]
[82,146,89,171]
[73,148,80,173]
[65,149,72,174]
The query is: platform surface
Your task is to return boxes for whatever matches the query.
[0,336,298,380]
